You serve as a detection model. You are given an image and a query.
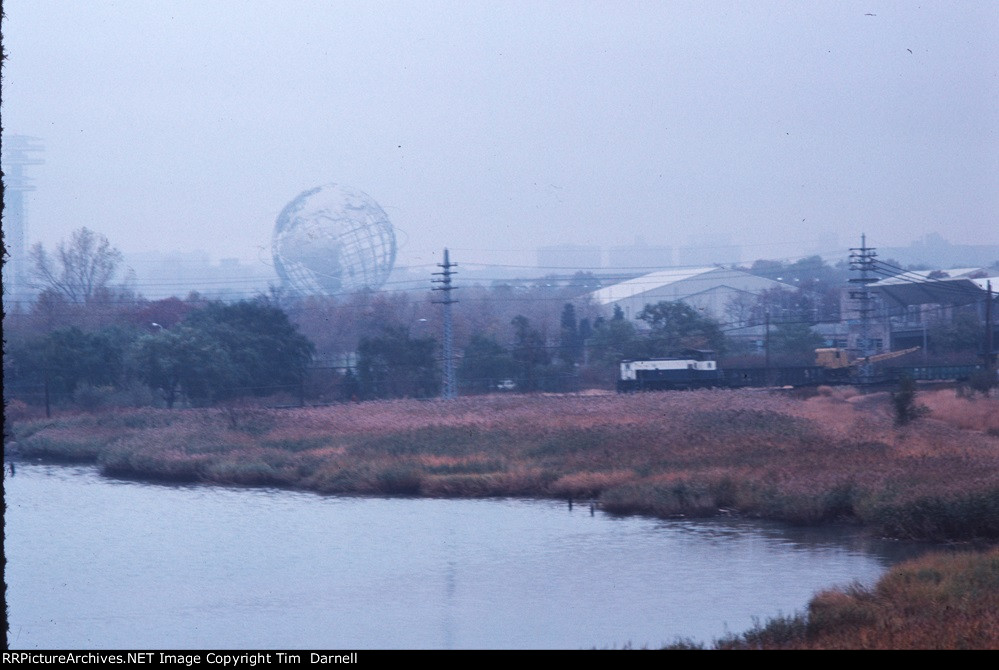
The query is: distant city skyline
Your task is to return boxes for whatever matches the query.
[3,2,996,275]
[105,232,998,304]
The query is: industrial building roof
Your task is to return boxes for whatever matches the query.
[871,269,997,306]
[589,266,720,305]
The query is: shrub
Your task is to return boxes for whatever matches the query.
[109,381,160,408]
[73,383,116,412]
[4,398,37,424]
[376,465,423,494]
[891,375,929,426]
[713,548,999,649]
[19,431,107,461]
[967,370,996,397]
[716,613,809,649]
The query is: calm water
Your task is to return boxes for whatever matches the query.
[4,462,925,649]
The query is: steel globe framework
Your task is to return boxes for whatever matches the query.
[272,183,397,296]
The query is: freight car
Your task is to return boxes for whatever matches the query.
[722,366,828,388]
[618,356,986,392]
[885,364,984,383]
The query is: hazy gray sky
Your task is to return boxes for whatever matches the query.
[3,0,997,271]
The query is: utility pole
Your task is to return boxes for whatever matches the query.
[43,368,52,419]
[432,248,458,398]
[987,280,995,381]
[849,234,879,385]
[764,310,772,386]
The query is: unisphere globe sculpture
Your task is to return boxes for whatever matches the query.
[272,183,397,296]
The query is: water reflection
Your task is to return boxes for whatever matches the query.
[5,463,930,650]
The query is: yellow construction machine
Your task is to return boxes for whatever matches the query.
[815,346,921,379]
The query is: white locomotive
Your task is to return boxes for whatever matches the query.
[617,350,722,392]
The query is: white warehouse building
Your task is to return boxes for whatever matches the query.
[589,266,794,323]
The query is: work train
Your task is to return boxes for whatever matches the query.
[616,349,986,392]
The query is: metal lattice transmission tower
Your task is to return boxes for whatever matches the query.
[849,233,879,384]
[1,135,45,302]
[432,248,459,398]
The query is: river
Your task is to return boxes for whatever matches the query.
[4,462,928,649]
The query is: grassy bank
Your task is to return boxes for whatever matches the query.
[7,388,999,540]
[687,547,999,649]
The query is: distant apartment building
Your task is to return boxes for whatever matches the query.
[607,239,673,270]
[879,233,999,269]
[675,241,741,266]
[536,245,603,270]
[124,251,274,300]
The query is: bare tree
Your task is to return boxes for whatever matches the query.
[29,227,124,303]
[724,291,759,327]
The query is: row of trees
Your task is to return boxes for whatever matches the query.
[7,290,986,408]
[3,292,752,407]
[5,300,314,410]
[350,312,575,399]
[355,301,735,398]
[6,227,994,409]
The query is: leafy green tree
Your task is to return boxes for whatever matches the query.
[125,299,314,406]
[5,326,135,404]
[339,369,362,402]
[356,326,438,398]
[181,300,315,398]
[127,331,181,407]
[3,335,51,403]
[769,321,825,361]
[637,301,725,354]
[511,315,550,391]
[128,297,193,330]
[748,255,843,286]
[747,258,787,281]
[558,303,583,366]
[47,328,114,395]
[458,334,517,394]
[588,316,646,365]
[128,327,236,407]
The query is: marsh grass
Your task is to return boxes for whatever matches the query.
[13,430,109,462]
[921,389,999,433]
[713,548,999,649]
[9,389,999,539]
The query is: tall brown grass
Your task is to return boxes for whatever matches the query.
[920,389,999,434]
[8,388,999,540]
[711,547,999,649]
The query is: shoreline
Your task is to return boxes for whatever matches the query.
[8,389,998,650]
[7,387,998,542]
